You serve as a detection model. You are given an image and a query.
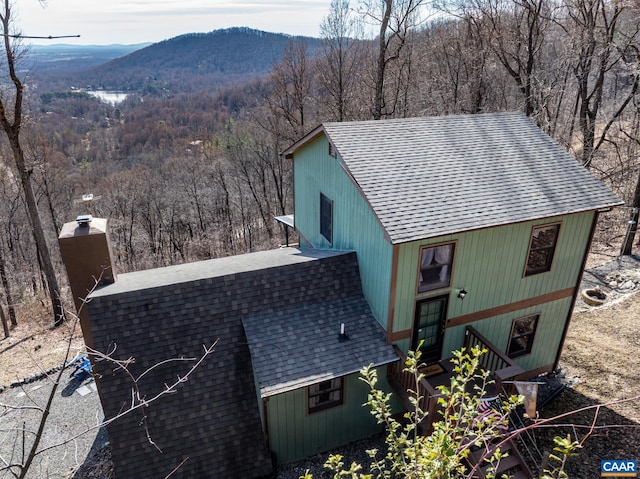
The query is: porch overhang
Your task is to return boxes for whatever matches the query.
[274,214,294,228]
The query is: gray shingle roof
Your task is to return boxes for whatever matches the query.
[243,296,397,397]
[316,112,623,244]
[91,246,348,297]
[87,247,382,478]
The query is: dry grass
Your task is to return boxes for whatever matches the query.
[532,291,640,478]
[0,301,85,386]
[565,294,640,404]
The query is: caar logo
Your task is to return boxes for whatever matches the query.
[601,460,637,477]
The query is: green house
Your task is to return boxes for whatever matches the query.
[59,112,622,478]
[281,112,622,436]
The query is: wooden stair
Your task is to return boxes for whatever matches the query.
[466,438,534,479]
[387,373,437,435]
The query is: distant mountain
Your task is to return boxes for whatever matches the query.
[27,43,151,73]
[45,27,322,94]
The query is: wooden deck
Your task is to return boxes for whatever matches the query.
[387,346,441,434]
[463,326,524,396]
[387,325,533,478]
[388,325,525,432]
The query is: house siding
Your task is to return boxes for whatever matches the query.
[443,296,573,371]
[266,366,395,464]
[391,211,595,370]
[293,135,393,328]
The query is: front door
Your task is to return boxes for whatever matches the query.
[413,296,448,364]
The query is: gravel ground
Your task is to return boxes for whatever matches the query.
[276,433,386,479]
[0,370,105,479]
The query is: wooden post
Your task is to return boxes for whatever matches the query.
[621,171,640,256]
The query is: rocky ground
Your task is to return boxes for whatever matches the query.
[576,254,640,312]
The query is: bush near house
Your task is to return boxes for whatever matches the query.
[302,346,583,479]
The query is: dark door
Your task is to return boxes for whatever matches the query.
[413,296,448,364]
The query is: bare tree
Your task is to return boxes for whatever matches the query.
[455,13,495,113]
[0,166,26,324]
[0,241,15,332]
[563,0,639,166]
[100,169,140,271]
[620,183,640,255]
[0,302,7,338]
[620,107,640,255]
[319,0,365,122]
[0,0,64,326]
[26,134,76,236]
[448,0,553,118]
[225,128,275,241]
[267,40,315,143]
[415,18,489,115]
[359,0,428,119]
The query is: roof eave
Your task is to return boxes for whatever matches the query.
[389,201,625,245]
[281,124,326,159]
[260,356,400,398]
[281,123,393,243]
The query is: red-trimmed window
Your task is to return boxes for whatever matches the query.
[525,224,560,276]
[308,378,343,414]
[418,243,455,293]
[507,314,539,358]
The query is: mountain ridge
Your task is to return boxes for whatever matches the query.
[37,27,322,94]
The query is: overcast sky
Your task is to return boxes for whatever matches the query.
[16,0,333,45]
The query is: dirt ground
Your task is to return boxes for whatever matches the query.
[0,303,85,388]
[532,288,640,478]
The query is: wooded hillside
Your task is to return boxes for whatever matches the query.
[42,27,322,94]
[1,0,639,330]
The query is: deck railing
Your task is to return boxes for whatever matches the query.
[388,345,441,434]
[388,328,524,434]
[464,325,524,393]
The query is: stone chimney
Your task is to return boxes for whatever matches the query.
[58,215,116,350]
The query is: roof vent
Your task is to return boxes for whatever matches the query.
[76,214,93,227]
